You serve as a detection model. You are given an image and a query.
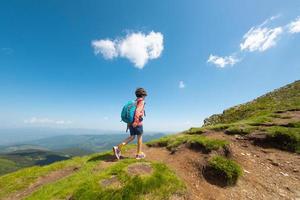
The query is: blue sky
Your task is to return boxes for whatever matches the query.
[0,0,300,132]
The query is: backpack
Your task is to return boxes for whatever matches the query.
[121,100,137,124]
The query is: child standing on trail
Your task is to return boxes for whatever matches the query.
[113,88,147,160]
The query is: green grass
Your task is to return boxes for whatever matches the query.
[0,150,185,200]
[147,134,228,152]
[224,124,257,135]
[184,127,206,134]
[207,156,242,186]
[284,121,300,128]
[265,126,300,153]
[0,156,85,199]
[25,154,185,200]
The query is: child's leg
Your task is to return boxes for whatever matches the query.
[137,134,142,154]
[118,135,135,150]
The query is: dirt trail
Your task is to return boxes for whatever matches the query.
[124,132,300,200]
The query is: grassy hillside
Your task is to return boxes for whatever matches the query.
[204,80,300,125]
[0,148,185,200]
[199,80,300,153]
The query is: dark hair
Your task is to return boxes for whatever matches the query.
[135,88,147,98]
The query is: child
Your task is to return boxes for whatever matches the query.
[113,88,147,160]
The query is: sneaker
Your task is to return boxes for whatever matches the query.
[113,146,121,160]
[135,152,146,160]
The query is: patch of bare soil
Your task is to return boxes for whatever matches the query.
[123,131,300,200]
[4,166,80,200]
[100,175,122,189]
[127,163,153,176]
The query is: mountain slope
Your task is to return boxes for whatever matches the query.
[201,80,300,153]
[204,80,300,125]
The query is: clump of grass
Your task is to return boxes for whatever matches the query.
[184,127,206,134]
[284,121,300,128]
[265,126,300,153]
[147,134,228,153]
[205,124,230,131]
[245,114,274,126]
[206,156,242,186]
[224,124,257,135]
[187,135,229,152]
[146,135,173,147]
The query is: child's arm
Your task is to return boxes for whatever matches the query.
[132,99,144,127]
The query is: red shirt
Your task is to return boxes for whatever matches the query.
[132,98,145,127]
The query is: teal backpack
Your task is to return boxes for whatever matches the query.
[121,100,137,124]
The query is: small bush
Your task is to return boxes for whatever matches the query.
[265,126,300,153]
[206,156,242,186]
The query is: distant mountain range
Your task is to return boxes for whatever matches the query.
[0,128,131,146]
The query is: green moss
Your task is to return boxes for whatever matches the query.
[265,126,300,153]
[207,156,242,186]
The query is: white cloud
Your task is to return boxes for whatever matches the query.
[240,26,283,52]
[208,15,299,68]
[207,54,239,68]
[92,31,164,69]
[24,117,72,125]
[179,81,185,89]
[288,17,300,33]
[91,40,118,59]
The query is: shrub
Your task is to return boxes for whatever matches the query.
[265,126,300,153]
[206,156,242,186]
